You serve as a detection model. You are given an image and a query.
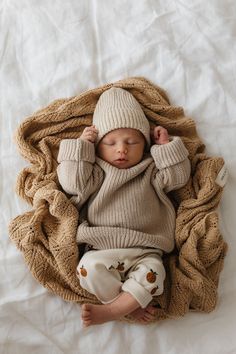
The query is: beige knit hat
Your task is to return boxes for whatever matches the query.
[93,87,150,146]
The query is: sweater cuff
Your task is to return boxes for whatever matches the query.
[150,137,189,169]
[57,139,95,163]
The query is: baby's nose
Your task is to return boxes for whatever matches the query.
[118,144,128,154]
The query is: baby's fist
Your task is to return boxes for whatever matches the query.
[151,126,169,145]
[80,125,98,143]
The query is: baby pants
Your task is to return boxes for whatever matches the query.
[77,248,166,308]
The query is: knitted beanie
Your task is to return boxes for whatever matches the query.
[93,87,150,146]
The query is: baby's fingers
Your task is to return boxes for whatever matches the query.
[81,125,98,142]
[84,126,98,133]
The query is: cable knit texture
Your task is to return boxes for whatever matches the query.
[8,77,227,323]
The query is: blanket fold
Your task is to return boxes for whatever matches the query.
[9,77,227,322]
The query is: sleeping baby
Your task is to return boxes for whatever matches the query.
[57,87,191,326]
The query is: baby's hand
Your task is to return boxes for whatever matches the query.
[151,126,169,145]
[80,125,98,143]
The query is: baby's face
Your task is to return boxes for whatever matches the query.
[97,128,145,169]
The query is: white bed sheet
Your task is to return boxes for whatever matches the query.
[1,1,236,353]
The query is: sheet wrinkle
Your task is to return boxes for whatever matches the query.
[0,290,47,307]
[6,315,65,354]
[90,0,103,85]
[39,6,69,36]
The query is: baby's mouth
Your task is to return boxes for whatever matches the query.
[115,158,128,162]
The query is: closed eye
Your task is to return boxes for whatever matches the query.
[127,141,139,145]
[103,141,115,146]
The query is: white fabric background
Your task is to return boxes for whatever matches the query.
[1,1,236,353]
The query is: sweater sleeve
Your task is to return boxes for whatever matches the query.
[57,138,102,198]
[150,137,191,192]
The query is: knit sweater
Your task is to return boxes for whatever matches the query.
[57,136,191,253]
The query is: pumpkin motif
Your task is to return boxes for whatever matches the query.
[146,269,158,283]
[80,265,87,277]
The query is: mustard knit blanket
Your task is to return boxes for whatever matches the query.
[9,77,227,322]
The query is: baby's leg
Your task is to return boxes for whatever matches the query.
[77,250,123,304]
[77,249,139,326]
[121,252,165,323]
[81,291,140,327]
[124,253,166,300]
[79,249,163,326]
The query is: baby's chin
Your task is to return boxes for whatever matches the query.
[110,159,140,169]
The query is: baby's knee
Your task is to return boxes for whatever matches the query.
[129,258,166,296]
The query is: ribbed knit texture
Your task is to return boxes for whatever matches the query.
[93,87,151,146]
[8,77,227,323]
[57,137,190,252]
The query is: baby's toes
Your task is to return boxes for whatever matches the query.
[81,304,91,319]
[83,318,92,328]
[146,306,157,316]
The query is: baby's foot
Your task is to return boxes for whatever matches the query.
[81,303,118,327]
[129,305,157,323]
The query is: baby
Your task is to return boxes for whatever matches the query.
[57,87,191,327]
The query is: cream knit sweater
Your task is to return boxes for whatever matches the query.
[57,136,190,253]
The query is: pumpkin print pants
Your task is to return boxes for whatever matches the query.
[77,248,166,308]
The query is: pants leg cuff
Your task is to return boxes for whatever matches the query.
[121,278,153,308]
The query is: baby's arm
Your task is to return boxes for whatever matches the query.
[151,126,191,192]
[57,126,101,197]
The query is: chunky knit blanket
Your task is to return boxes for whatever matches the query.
[9,77,227,322]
